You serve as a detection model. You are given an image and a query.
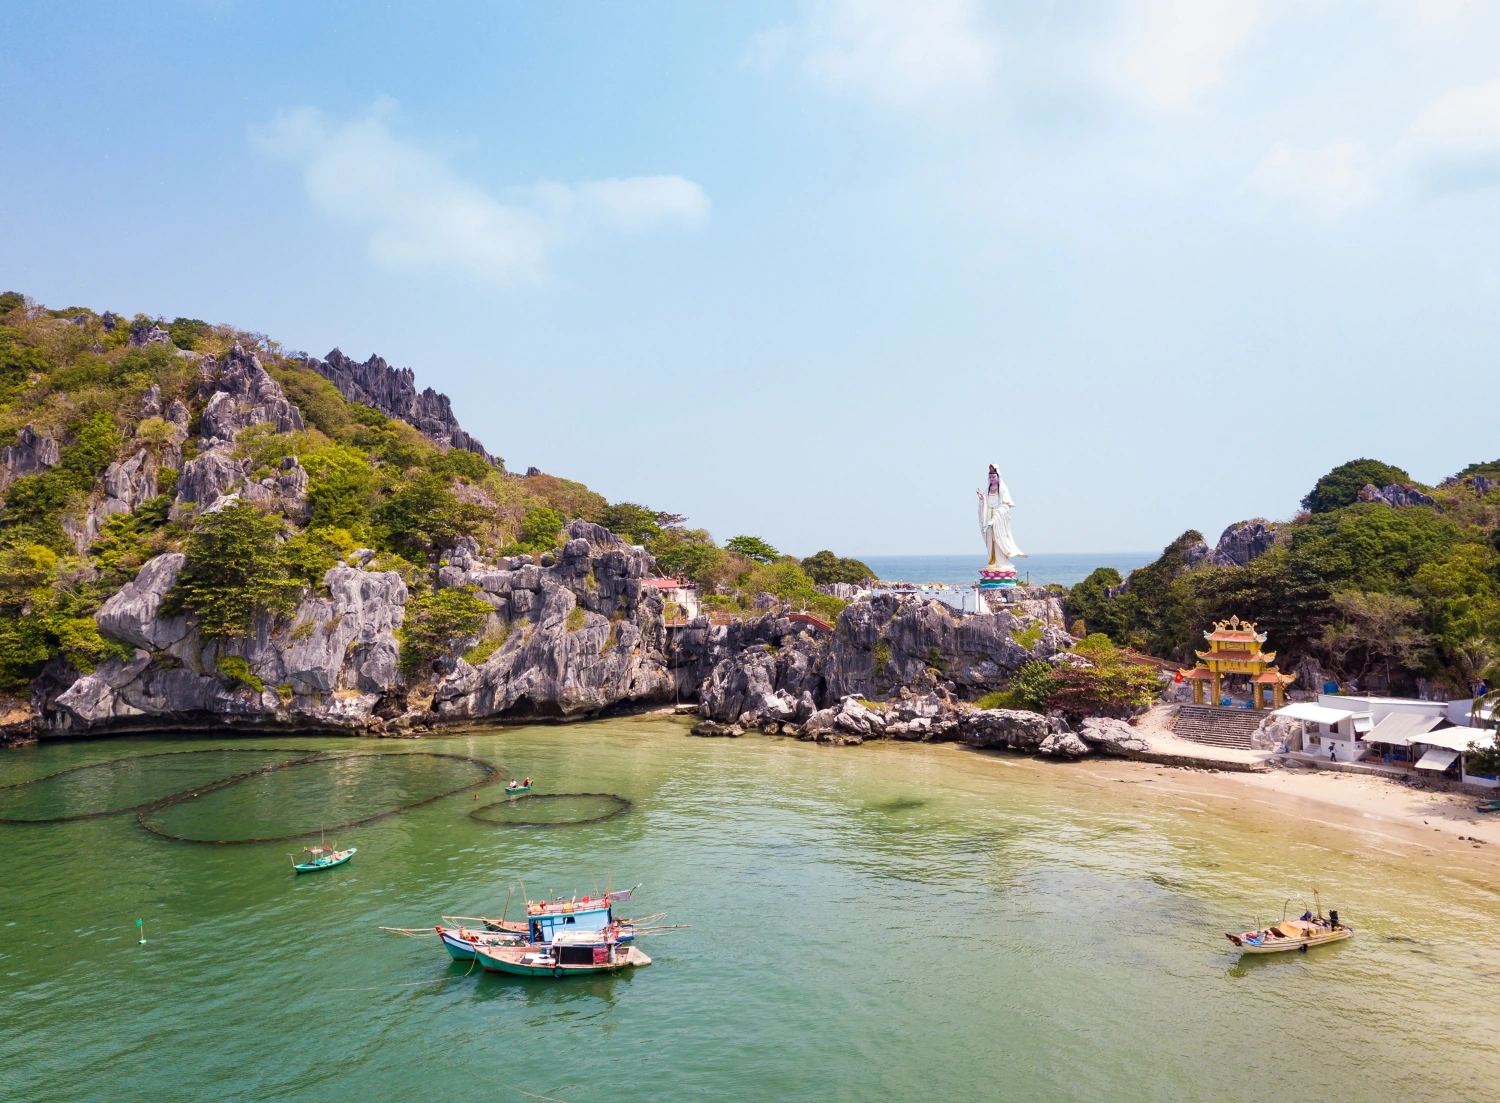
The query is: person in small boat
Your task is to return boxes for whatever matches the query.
[523,777,531,787]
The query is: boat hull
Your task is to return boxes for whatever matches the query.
[293,848,356,873]
[1228,928,1352,954]
[474,945,651,977]
[437,925,522,961]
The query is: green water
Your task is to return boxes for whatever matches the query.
[2,719,1497,1102]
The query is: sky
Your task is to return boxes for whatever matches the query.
[3,1,1500,558]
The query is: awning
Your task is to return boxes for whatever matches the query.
[1366,712,1444,746]
[1272,703,1356,725]
[1413,727,1494,753]
[1415,748,1460,771]
[1353,714,1374,734]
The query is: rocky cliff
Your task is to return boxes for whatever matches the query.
[304,348,494,463]
[43,518,670,736]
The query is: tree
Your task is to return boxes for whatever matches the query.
[377,473,484,560]
[1301,458,1412,513]
[1045,635,1162,720]
[161,502,299,640]
[399,586,491,676]
[1315,590,1432,687]
[726,535,779,564]
[801,550,874,586]
[517,506,564,551]
[1065,566,1126,640]
[595,502,681,546]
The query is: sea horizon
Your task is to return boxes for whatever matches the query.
[856,552,1154,589]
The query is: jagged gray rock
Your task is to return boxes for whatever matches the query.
[1076,716,1149,753]
[1359,483,1436,508]
[1209,520,1278,567]
[426,521,670,721]
[128,323,171,347]
[306,347,493,462]
[0,424,61,490]
[957,708,1067,752]
[198,345,304,442]
[173,448,246,515]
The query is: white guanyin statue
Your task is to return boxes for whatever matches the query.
[976,463,1025,575]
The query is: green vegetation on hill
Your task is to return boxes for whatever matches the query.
[1071,457,1500,701]
[0,292,858,683]
[1301,457,1413,513]
[801,549,874,586]
[978,636,1160,719]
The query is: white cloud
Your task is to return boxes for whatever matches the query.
[1103,0,1267,113]
[761,0,1000,111]
[249,105,709,282]
[1244,139,1377,217]
[1396,79,1500,193]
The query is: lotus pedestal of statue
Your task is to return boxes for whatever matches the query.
[978,567,1018,590]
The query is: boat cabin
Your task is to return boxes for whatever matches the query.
[527,902,613,944]
[551,928,619,966]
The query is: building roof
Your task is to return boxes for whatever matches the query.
[1415,748,1460,771]
[1250,671,1296,684]
[1272,702,1357,725]
[1414,727,1493,753]
[643,577,695,590]
[1366,712,1445,746]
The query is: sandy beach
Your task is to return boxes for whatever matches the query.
[1064,752,1500,876]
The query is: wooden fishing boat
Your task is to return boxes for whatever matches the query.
[1476,798,1500,814]
[504,781,532,795]
[1226,895,1351,954]
[435,924,525,961]
[292,844,356,873]
[475,928,650,978]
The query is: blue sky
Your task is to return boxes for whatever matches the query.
[4,1,1500,557]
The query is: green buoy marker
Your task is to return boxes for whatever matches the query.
[136,917,145,945]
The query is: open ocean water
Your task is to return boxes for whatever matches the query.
[3,720,1497,1102]
[859,553,1153,588]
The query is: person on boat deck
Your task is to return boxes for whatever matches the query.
[523,777,531,787]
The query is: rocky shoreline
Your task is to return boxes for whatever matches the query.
[0,329,1164,756]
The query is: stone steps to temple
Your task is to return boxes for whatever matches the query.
[1171,705,1262,750]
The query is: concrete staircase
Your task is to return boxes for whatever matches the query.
[1171,705,1263,750]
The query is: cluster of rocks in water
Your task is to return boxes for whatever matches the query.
[690,696,1149,759]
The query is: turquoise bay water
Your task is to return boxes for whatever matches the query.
[2,720,1498,1102]
[860,553,1152,588]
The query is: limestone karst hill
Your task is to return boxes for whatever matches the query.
[0,293,1060,744]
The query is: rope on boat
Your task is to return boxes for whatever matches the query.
[378,927,440,936]
[136,752,502,844]
[0,748,332,824]
[469,792,631,828]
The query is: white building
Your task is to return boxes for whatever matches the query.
[1270,694,1497,787]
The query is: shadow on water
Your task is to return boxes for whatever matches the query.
[862,797,929,814]
[1225,938,1355,979]
[468,966,634,1011]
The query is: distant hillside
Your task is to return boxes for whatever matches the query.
[1066,457,1500,698]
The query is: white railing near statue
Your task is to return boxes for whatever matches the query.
[868,583,987,615]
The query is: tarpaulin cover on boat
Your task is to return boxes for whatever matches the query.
[1414,749,1460,772]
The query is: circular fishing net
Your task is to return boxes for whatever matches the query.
[0,748,324,824]
[469,792,631,828]
[138,752,499,843]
